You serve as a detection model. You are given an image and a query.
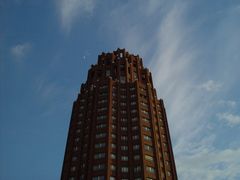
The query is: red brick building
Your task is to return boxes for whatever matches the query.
[61,49,177,180]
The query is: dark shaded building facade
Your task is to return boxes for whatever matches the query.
[61,49,177,180]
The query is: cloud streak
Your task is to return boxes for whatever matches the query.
[10,42,32,60]
[218,112,240,127]
[200,80,223,92]
[57,0,96,33]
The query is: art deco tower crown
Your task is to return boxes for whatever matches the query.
[61,49,177,180]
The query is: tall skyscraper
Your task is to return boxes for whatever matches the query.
[61,49,177,180]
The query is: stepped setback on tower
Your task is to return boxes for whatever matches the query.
[61,49,177,180]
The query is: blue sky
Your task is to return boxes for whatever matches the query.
[0,0,240,179]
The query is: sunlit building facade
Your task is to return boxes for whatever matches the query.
[61,49,177,180]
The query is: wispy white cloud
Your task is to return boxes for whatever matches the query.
[10,42,32,60]
[217,100,237,108]
[200,80,223,92]
[218,112,240,127]
[36,78,59,100]
[57,0,96,33]
[178,147,240,180]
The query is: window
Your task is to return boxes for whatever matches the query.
[97,115,107,120]
[142,118,150,123]
[167,171,171,176]
[131,109,137,113]
[133,145,140,150]
[166,160,170,166]
[143,135,152,141]
[144,145,153,152]
[98,107,107,112]
[145,155,154,162]
[96,133,106,139]
[141,109,149,115]
[121,167,129,173]
[111,153,116,160]
[96,124,106,129]
[74,137,80,142]
[70,166,76,172]
[112,143,116,148]
[72,156,77,161]
[134,166,141,173]
[141,101,148,107]
[120,102,126,106]
[132,126,138,130]
[77,121,82,125]
[76,129,81,133]
[134,73,138,79]
[121,118,127,122]
[93,164,105,171]
[134,155,140,160]
[131,94,136,98]
[106,70,111,76]
[111,165,116,171]
[131,102,136,105]
[146,166,155,174]
[121,110,126,114]
[121,146,128,151]
[99,92,107,97]
[99,85,107,89]
[143,126,151,132]
[112,133,116,139]
[121,156,128,161]
[121,136,128,140]
[92,176,105,180]
[132,135,139,140]
[120,88,126,91]
[80,98,85,102]
[98,99,107,104]
[120,76,126,83]
[94,153,105,159]
[132,117,138,122]
[164,152,168,158]
[73,146,78,151]
[121,127,127,131]
[110,177,115,180]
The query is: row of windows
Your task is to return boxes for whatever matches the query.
[94,153,105,159]
[95,142,106,148]
[97,115,107,120]
[93,164,105,171]
[96,124,106,129]
[70,168,171,180]
[98,107,107,112]
[96,133,106,138]
[92,164,155,175]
